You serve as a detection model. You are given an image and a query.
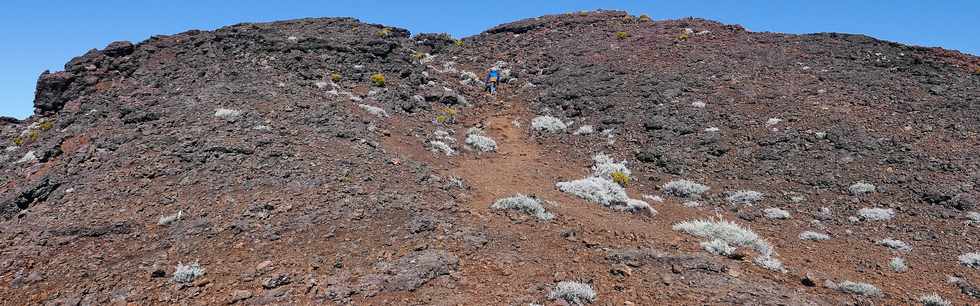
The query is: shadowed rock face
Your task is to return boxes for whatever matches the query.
[1,10,979,305]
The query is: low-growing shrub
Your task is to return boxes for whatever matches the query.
[677,32,689,41]
[158,210,183,226]
[753,255,785,272]
[848,181,876,195]
[638,14,652,22]
[358,104,389,118]
[370,73,386,87]
[331,73,342,82]
[919,293,952,306]
[763,208,791,219]
[611,171,630,187]
[38,120,54,131]
[701,239,736,257]
[173,262,206,283]
[877,238,912,252]
[376,27,392,38]
[830,280,881,297]
[615,31,630,39]
[573,125,594,135]
[12,136,24,146]
[491,194,554,221]
[214,108,242,121]
[959,252,980,268]
[663,180,710,198]
[454,39,464,47]
[591,153,630,179]
[673,218,761,249]
[531,115,567,133]
[889,257,908,272]
[465,133,497,152]
[548,281,596,305]
[428,140,455,156]
[556,177,628,206]
[857,207,895,221]
[799,231,830,241]
[727,190,763,205]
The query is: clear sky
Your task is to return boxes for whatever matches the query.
[2,0,978,119]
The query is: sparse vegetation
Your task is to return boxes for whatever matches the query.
[491,194,554,221]
[674,217,782,271]
[358,104,389,118]
[848,181,876,195]
[548,281,596,305]
[331,73,342,82]
[701,239,736,257]
[370,73,386,87]
[591,153,630,180]
[799,231,830,241]
[573,125,594,135]
[638,14,652,22]
[919,293,952,306]
[214,108,242,121]
[610,171,630,187]
[38,120,54,131]
[172,262,205,283]
[877,238,912,252]
[889,257,908,272]
[959,252,980,268]
[857,207,895,221]
[531,115,567,133]
[464,128,497,152]
[556,177,628,206]
[727,190,763,205]
[158,210,183,226]
[12,136,24,146]
[663,180,710,198]
[677,31,689,41]
[615,31,630,40]
[454,39,464,47]
[763,208,791,219]
[829,280,881,297]
[376,27,392,38]
[436,107,458,124]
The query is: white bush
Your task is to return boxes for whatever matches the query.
[691,101,706,108]
[663,180,710,198]
[763,208,791,219]
[428,141,456,156]
[358,104,389,118]
[591,153,630,180]
[765,118,782,126]
[465,134,497,152]
[556,177,628,206]
[158,210,183,226]
[857,207,895,221]
[799,231,831,241]
[889,257,907,272]
[701,239,735,257]
[618,199,656,216]
[959,252,980,268]
[673,218,761,249]
[877,238,912,252]
[830,280,881,297]
[573,125,594,135]
[967,211,980,226]
[531,116,567,133]
[173,262,206,283]
[682,201,701,208]
[753,255,785,272]
[15,151,38,164]
[919,293,952,306]
[849,182,876,195]
[548,281,596,305]
[491,194,554,221]
[214,108,242,121]
[642,195,664,202]
[727,190,763,205]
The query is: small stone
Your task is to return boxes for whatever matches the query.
[262,274,290,289]
[228,290,253,304]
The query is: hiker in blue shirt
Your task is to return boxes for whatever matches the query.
[485,68,500,94]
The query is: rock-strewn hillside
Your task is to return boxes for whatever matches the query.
[1,10,979,305]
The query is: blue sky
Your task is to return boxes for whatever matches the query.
[2,0,978,119]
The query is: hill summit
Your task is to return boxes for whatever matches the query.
[2,10,979,305]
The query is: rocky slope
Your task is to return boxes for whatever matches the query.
[2,10,979,305]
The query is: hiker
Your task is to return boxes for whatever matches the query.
[485,68,500,94]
